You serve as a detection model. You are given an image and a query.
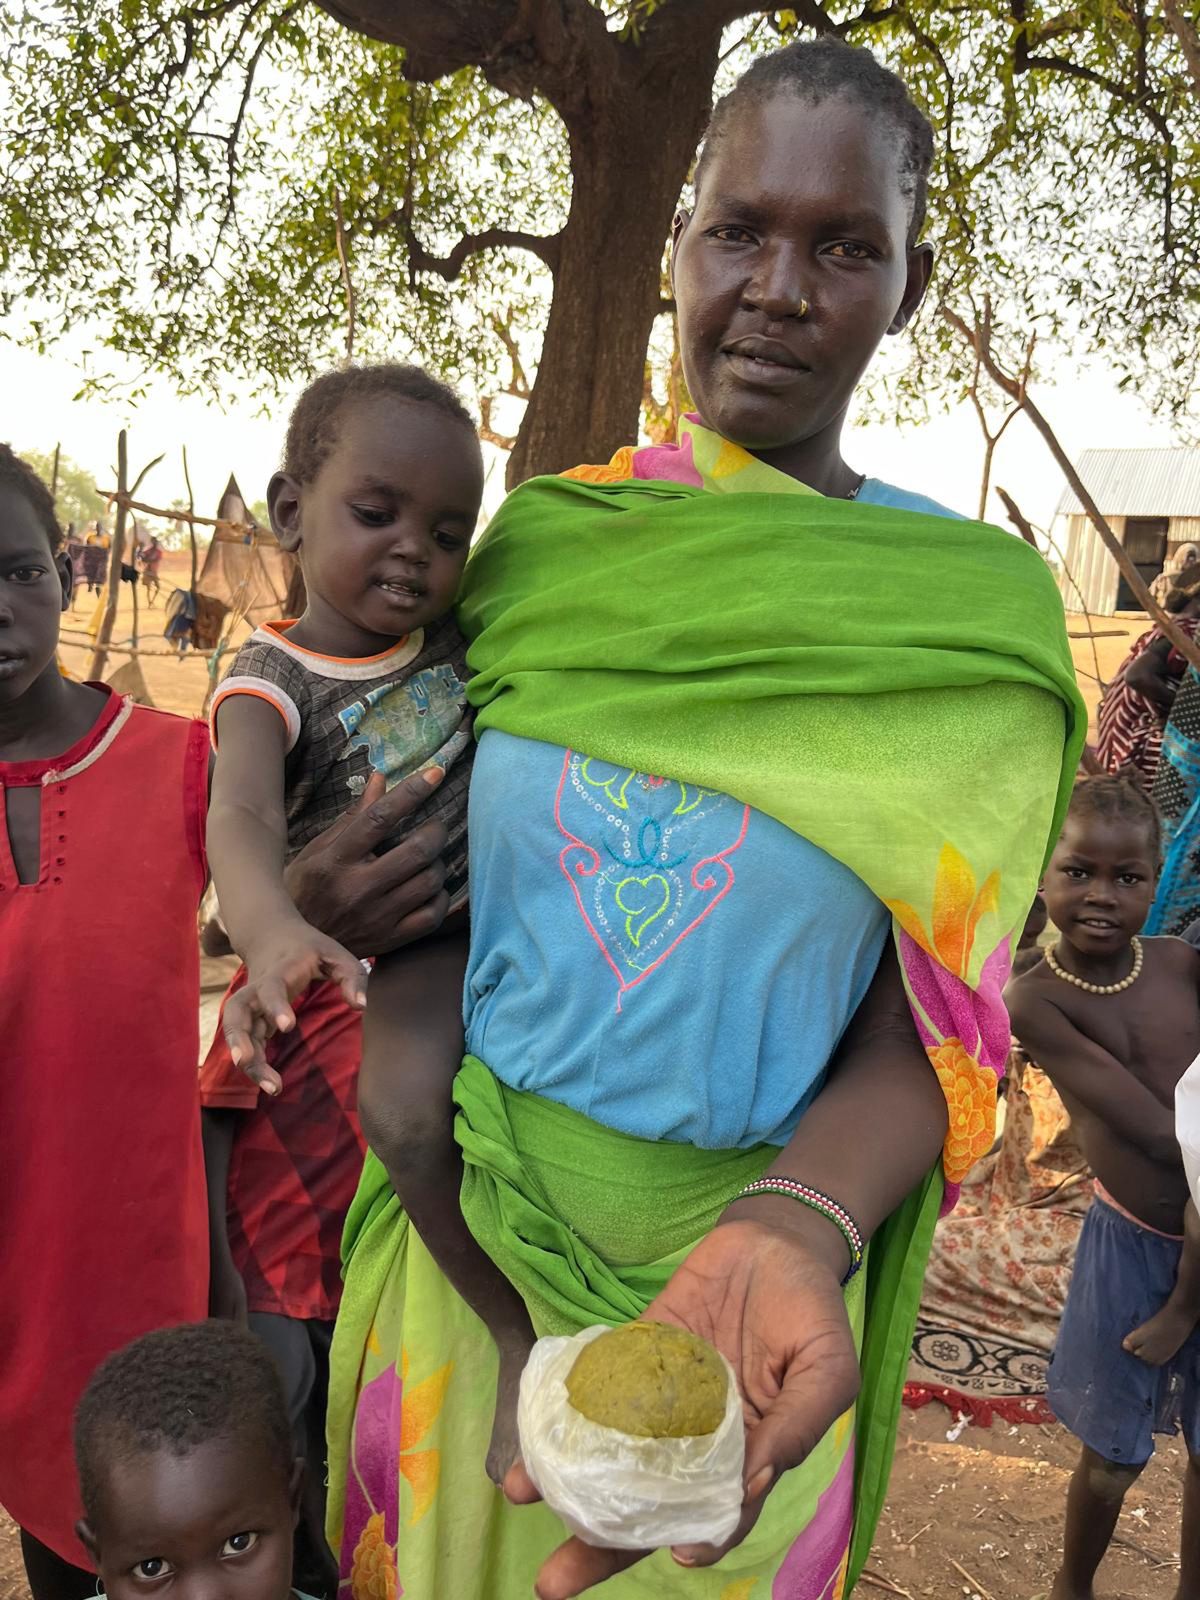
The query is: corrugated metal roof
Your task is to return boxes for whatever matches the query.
[1057,448,1200,517]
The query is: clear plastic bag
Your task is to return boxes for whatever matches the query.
[1177,1051,1200,1212]
[517,1324,745,1550]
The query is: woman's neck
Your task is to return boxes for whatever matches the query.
[0,667,107,763]
[744,418,860,499]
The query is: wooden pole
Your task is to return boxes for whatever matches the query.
[129,518,140,648]
[89,429,127,681]
[50,442,61,505]
[182,446,199,594]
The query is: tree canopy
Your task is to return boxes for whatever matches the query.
[2,1,1197,483]
[24,446,107,531]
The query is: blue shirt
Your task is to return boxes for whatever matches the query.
[463,478,962,1150]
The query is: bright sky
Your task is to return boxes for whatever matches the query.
[0,321,1180,538]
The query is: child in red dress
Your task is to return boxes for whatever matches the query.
[0,444,210,1599]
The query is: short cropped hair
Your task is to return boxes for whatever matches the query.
[696,39,935,245]
[283,363,477,485]
[1067,774,1162,858]
[0,443,63,554]
[74,1321,293,1525]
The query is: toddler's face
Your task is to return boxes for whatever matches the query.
[80,1436,300,1600]
[275,394,483,647]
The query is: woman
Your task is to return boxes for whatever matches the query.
[1149,542,1199,607]
[326,41,1084,1600]
[1095,570,1200,785]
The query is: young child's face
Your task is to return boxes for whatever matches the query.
[80,1436,300,1600]
[272,395,483,646]
[0,486,69,705]
[1044,813,1157,955]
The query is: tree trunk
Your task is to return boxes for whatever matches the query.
[506,51,719,486]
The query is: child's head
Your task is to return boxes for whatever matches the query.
[75,1322,300,1600]
[269,363,484,651]
[1019,891,1048,950]
[0,443,69,706]
[1043,777,1161,955]
[673,40,935,458]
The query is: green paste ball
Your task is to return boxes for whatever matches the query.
[565,1321,728,1438]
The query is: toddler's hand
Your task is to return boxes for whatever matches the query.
[223,928,368,1094]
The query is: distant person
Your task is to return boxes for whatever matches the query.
[1095,568,1200,784]
[139,533,163,603]
[81,526,107,595]
[1008,776,1200,1600]
[1150,542,1199,606]
[74,1322,305,1600]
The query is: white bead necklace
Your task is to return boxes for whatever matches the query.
[1044,936,1143,996]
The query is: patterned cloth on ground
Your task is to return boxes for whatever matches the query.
[906,1051,1092,1424]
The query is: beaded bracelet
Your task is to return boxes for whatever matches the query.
[734,1178,865,1284]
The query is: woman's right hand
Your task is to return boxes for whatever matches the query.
[283,768,451,958]
[504,1214,860,1599]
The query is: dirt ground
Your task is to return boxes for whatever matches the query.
[0,1404,1185,1600]
[59,547,242,720]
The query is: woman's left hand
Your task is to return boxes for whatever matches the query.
[503,1215,860,1600]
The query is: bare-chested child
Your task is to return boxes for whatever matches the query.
[1008,776,1200,1600]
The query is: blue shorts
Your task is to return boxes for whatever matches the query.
[1048,1192,1200,1465]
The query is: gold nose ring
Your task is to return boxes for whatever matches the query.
[796,297,810,319]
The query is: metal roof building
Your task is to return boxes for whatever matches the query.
[1054,447,1200,615]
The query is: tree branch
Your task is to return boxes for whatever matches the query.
[401,222,562,282]
[311,0,611,117]
[332,183,356,364]
[942,303,1200,674]
[1163,0,1200,97]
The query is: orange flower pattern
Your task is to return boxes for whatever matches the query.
[931,1039,999,1186]
[886,842,1000,982]
[350,1512,399,1600]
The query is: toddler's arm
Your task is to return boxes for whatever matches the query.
[1008,984,1179,1162]
[360,924,536,1480]
[208,694,367,1089]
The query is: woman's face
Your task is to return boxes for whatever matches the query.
[671,94,933,468]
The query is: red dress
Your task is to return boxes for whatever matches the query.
[0,688,210,1564]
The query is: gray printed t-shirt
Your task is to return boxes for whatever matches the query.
[211,616,471,907]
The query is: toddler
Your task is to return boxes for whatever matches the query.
[208,363,534,1484]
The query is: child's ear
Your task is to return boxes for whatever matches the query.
[289,1458,305,1528]
[268,472,303,553]
[58,551,74,612]
[76,1518,100,1565]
